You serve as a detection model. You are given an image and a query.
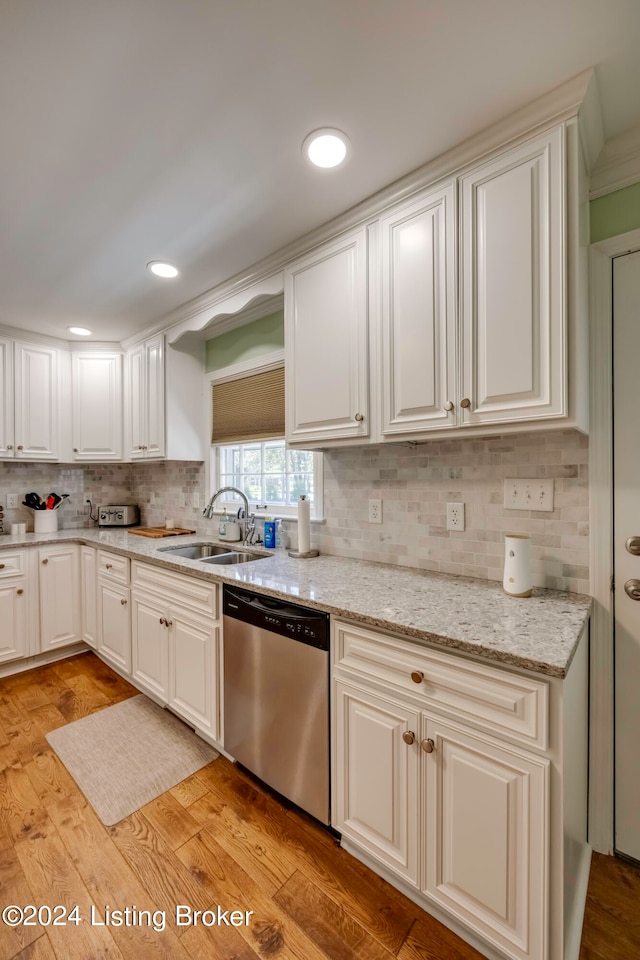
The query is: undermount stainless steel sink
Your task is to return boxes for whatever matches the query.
[158,543,264,564]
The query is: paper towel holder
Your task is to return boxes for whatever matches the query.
[288,549,320,558]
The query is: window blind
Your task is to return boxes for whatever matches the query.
[211,366,285,444]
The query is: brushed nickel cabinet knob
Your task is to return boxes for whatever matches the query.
[0,564,4,570]
[624,579,640,601]
[159,617,166,625]
[443,400,454,412]
[17,588,23,595]
[421,738,435,754]
[626,536,640,556]
[354,413,364,422]
[460,398,471,409]
[410,670,424,684]
[17,445,23,450]
[6,444,12,450]
[402,731,416,745]
[42,558,48,565]
[120,598,127,606]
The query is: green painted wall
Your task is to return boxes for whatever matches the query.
[590,182,640,243]
[205,310,284,373]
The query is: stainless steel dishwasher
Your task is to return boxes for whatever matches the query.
[223,584,330,825]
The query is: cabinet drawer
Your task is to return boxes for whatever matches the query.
[98,550,130,584]
[131,561,218,619]
[333,621,548,750]
[0,551,25,578]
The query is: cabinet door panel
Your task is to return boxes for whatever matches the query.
[0,580,27,662]
[39,546,80,651]
[461,127,565,425]
[381,184,456,435]
[98,580,131,673]
[145,335,165,458]
[80,547,97,649]
[0,337,14,457]
[169,610,217,737]
[424,718,549,960]
[14,342,59,459]
[286,230,368,443]
[72,353,122,460]
[131,593,168,701]
[127,344,146,460]
[334,680,419,885]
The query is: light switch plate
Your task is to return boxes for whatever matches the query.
[503,478,554,512]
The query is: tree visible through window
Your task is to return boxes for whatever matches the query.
[217,440,316,511]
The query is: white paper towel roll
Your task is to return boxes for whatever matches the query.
[297,496,311,554]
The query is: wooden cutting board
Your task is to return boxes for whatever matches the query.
[128,527,196,538]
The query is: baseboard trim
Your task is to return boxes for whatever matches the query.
[0,643,90,679]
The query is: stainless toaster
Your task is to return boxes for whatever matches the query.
[98,504,140,527]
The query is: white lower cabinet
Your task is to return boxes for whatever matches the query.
[38,544,80,651]
[80,545,97,649]
[0,570,28,663]
[130,562,220,742]
[334,679,419,885]
[333,618,587,960]
[423,717,549,960]
[131,591,169,701]
[98,577,131,673]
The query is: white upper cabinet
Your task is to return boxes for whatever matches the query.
[14,341,59,460]
[71,352,123,460]
[126,334,165,459]
[459,126,565,426]
[380,183,457,436]
[0,338,13,457]
[285,228,369,444]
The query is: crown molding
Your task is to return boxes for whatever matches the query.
[589,123,640,199]
[125,69,597,348]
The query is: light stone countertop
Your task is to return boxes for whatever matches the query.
[0,527,592,679]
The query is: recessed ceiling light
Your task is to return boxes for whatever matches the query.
[147,261,179,279]
[302,128,351,168]
[67,326,92,336]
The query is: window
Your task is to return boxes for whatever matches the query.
[211,439,322,519]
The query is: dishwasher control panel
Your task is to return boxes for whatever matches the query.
[223,584,329,650]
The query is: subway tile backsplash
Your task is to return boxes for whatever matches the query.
[0,428,590,594]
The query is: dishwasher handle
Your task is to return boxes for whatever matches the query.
[223,584,329,648]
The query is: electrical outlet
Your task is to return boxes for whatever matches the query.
[7,493,18,509]
[503,478,554,512]
[368,499,382,524]
[446,502,465,531]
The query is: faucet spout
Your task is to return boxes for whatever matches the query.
[203,486,253,543]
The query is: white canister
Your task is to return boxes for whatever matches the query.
[503,535,532,598]
[33,511,58,534]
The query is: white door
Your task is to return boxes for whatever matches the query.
[0,579,28,662]
[423,717,549,960]
[0,337,14,457]
[333,679,420,886]
[460,127,565,426]
[285,229,369,444]
[98,579,131,672]
[613,249,640,862]
[14,342,59,459]
[127,343,146,459]
[144,335,165,458]
[169,607,218,737]
[80,546,98,649]
[380,183,457,435]
[39,545,80,651]
[131,591,168,702]
[72,353,122,460]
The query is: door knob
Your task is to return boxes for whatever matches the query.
[626,537,640,556]
[421,738,435,754]
[402,731,415,745]
[624,579,640,601]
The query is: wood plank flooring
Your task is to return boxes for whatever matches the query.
[0,652,637,960]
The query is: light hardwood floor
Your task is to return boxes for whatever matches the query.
[0,652,637,960]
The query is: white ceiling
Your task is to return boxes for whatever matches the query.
[2,0,640,343]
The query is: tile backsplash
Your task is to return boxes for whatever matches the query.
[0,427,589,594]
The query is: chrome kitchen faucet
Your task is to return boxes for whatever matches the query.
[203,487,257,545]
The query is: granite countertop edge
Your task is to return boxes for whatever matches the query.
[0,528,593,679]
